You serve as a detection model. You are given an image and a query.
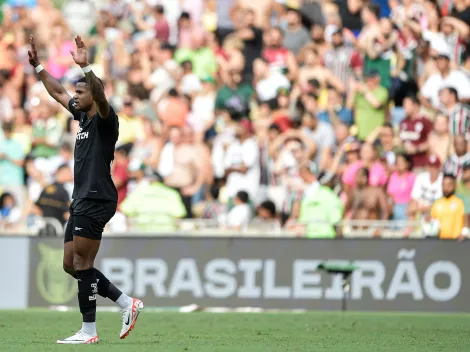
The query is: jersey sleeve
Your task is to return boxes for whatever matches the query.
[97,105,119,137]
[68,99,82,121]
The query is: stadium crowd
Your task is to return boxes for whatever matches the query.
[0,0,470,239]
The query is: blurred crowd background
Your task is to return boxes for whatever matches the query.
[1,0,470,239]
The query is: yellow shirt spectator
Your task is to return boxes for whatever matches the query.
[431,195,464,239]
[118,114,144,145]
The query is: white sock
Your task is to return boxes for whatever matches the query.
[116,294,133,310]
[81,322,97,336]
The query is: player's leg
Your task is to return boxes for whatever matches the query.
[93,200,143,339]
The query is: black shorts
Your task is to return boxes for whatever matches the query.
[64,198,117,243]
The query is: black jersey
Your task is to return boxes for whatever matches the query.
[68,99,119,202]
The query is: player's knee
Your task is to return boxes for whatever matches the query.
[73,253,93,271]
[63,261,75,277]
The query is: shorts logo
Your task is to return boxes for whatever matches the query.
[75,227,83,231]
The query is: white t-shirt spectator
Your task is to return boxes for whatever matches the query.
[149,59,180,102]
[304,122,336,165]
[421,70,470,109]
[224,137,260,200]
[226,203,251,229]
[411,172,443,206]
[180,73,202,95]
[256,72,290,102]
[187,93,215,132]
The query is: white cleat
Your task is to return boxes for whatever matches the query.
[56,330,99,344]
[120,298,144,339]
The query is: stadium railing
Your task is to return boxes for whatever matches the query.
[0,217,427,238]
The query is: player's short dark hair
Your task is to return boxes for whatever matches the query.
[77,76,104,88]
[236,191,249,204]
[259,200,276,217]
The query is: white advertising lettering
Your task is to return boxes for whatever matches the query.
[100,250,462,302]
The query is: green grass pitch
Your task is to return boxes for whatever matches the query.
[0,310,469,351]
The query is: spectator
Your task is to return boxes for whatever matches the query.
[157,89,189,127]
[323,26,363,91]
[32,164,72,226]
[399,95,433,170]
[174,29,217,79]
[345,167,390,224]
[429,115,454,165]
[317,87,353,127]
[233,8,263,82]
[255,200,277,221]
[120,173,187,232]
[301,111,335,171]
[224,118,260,209]
[254,57,290,102]
[342,142,388,190]
[348,69,389,141]
[112,146,130,208]
[456,163,470,233]
[200,184,226,221]
[157,125,204,218]
[443,135,470,180]
[31,102,62,158]
[283,7,310,55]
[0,121,25,206]
[262,27,298,81]
[0,81,13,122]
[421,48,470,110]
[117,96,144,146]
[387,153,415,220]
[296,162,343,238]
[215,68,253,122]
[0,192,22,230]
[431,173,465,239]
[366,123,401,169]
[226,190,251,230]
[439,87,470,139]
[408,154,443,220]
[297,46,345,97]
[154,5,170,43]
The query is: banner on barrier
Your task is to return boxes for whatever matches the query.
[28,237,469,312]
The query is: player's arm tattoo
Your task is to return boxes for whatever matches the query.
[84,70,110,119]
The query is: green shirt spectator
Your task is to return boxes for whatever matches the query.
[32,116,62,158]
[298,164,343,238]
[120,181,187,233]
[0,121,24,186]
[352,70,389,141]
[215,83,254,120]
[456,166,470,216]
[174,47,217,80]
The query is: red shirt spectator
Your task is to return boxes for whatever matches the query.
[154,5,170,43]
[399,96,433,168]
[112,148,130,208]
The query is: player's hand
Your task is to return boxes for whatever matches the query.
[70,35,89,68]
[28,35,40,68]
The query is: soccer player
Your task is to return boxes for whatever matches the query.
[28,35,143,344]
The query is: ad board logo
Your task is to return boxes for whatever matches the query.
[36,244,76,304]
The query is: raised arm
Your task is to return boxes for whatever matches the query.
[70,36,110,119]
[28,36,71,110]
